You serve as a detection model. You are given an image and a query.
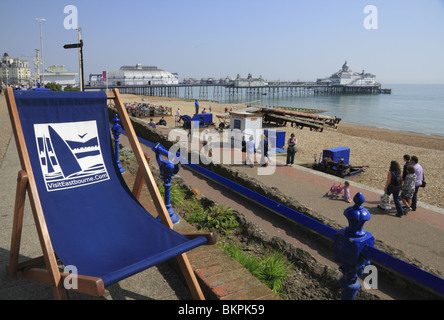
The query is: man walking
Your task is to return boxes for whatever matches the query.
[410,155,424,211]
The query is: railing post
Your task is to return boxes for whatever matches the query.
[334,192,375,300]
[153,143,181,224]
[112,114,125,173]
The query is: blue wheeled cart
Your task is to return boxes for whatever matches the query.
[313,147,368,178]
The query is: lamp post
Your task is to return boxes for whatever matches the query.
[36,18,46,86]
[76,27,84,91]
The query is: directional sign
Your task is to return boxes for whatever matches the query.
[63,40,83,49]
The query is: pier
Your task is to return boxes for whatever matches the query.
[86,83,390,100]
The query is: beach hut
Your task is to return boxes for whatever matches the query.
[229,109,263,149]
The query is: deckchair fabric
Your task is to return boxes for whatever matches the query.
[12,90,207,287]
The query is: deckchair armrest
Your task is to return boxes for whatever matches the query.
[182,232,217,245]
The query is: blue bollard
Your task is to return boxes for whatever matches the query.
[153,143,181,224]
[334,192,375,300]
[112,114,125,173]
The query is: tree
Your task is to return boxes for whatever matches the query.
[64,85,80,91]
[44,82,62,91]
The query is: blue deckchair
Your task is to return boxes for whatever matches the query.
[5,88,215,299]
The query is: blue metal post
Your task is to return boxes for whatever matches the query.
[112,114,125,173]
[153,143,181,224]
[334,192,375,300]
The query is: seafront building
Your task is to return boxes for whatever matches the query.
[0,52,31,85]
[42,65,78,89]
[317,61,377,86]
[90,64,179,87]
[234,73,265,87]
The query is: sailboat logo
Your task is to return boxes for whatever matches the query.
[34,120,110,192]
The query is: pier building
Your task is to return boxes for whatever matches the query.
[42,65,77,89]
[87,61,389,98]
[317,61,377,86]
[234,73,265,87]
[93,64,179,87]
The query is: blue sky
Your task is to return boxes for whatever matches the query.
[1,0,444,84]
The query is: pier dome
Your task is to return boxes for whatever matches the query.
[106,64,178,86]
[316,61,377,86]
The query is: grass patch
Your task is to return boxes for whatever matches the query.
[221,243,292,295]
[160,180,292,295]
[158,183,187,207]
[154,176,292,296]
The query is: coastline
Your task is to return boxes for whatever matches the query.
[118,94,444,209]
[337,122,444,152]
[1,94,442,209]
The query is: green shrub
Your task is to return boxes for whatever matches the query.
[187,205,239,235]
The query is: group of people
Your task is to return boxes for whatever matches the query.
[148,117,167,128]
[124,102,170,118]
[244,134,270,168]
[243,132,294,168]
[383,155,424,217]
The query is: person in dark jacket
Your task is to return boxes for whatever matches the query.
[384,160,404,217]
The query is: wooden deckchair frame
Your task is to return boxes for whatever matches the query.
[5,87,214,300]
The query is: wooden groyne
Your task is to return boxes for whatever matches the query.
[259,107,341,132]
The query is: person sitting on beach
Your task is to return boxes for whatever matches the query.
[157,117,167,126]
[202,108,207,113]
[149,118,156,128]
[400,165,416,212]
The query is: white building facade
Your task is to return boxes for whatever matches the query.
[317,61,377,85]
[42,65,78,88]
[0,52,31,85]
[99,64,179,86]
[234,73,265,87]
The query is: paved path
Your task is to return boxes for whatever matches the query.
[152,125,444,276]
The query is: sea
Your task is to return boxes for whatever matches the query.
[210,83,444,138]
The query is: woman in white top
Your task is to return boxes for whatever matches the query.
[246,135,255,167]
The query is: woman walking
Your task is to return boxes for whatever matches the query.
[384,160,405,217]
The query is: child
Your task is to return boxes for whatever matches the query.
[400,165,416,212]
[343,181,352,203]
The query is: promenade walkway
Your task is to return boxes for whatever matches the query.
[142,123,444,299]
[151,125,444,277]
